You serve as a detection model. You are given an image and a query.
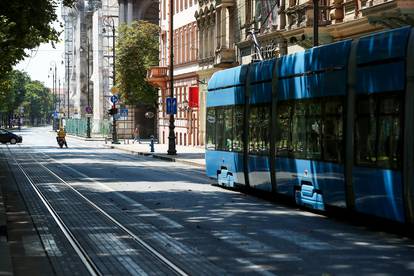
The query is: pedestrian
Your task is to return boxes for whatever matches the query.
[133,125,141,144]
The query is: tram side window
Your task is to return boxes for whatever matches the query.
[355,97,377,166]
[215,108,225,151]
[377,96,401,169]
[233,106,244,152]
[307,102,322,159]
[206,108,216,150]
[291,102,307,159]
[355,94,401,169]
[322,100,343,162]
[249,104,270,155]
[276,102,292,157]
[223,107,233,151]
[276,98,343,162]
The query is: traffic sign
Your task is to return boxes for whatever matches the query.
[85,106,92,114]
[110,87,119,94]
[110,95,119,104]
[120,108,128,120]
[166,97,177,115]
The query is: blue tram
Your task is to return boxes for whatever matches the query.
[205,26,414,224]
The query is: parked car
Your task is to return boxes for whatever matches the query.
[0,129,22,144]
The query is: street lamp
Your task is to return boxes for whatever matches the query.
[313,0,319,47]
[80,39,92,138]
[168,0,176,155]
[103,16,119,144]
[49,61,58,130]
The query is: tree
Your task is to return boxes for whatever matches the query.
[0,70,30,127]
[0,0,76,75]
[23,81,53,126]
[116,20,160,106]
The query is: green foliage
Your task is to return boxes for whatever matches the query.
[0,70,53,126]
[0,70,30,114]
[0,0,76,75]
[116,20,160,106]
[23,81,53,125]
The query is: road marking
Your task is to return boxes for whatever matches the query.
[211,230,302,261]
[265,230,335,250]
[235,258,278,276]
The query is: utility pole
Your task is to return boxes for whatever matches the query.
[86,39,91,138]
[109,17,119,144]
[54,65,57,112]
[313,0,319,47]
[167,0,176,155]
[58,79,61,113]
[67,54,70,119]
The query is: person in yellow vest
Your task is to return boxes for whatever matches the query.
[56,127,68,148]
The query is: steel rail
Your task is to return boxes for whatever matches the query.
[7,146,101,276]
[14,145,189,276]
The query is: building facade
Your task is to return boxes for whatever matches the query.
[148,0,201,146]
[148,0,414,146]
[116,0,159,139]
[62,0,119,128]
[237,0,414,63]
[63,0,160,138]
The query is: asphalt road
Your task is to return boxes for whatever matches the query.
[1,126,414,276]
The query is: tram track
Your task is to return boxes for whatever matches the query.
[6,144,190,276]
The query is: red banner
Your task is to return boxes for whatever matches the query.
[189,86,199,108]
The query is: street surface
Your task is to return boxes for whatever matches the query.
[1,127,414,275]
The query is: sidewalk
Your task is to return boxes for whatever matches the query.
[103,140,206,168]
[65,133,206,168]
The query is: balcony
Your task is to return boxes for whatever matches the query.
[214,47,236,68]
[146,66,168,89]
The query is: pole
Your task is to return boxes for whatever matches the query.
[86,39,91,138]
[52,64,56,130]
[54,65,57,112]
[167,0,176,155]
[313,0,319,47]
[67,54,70,119]
[111,18,119,144]
[58,79,61,112]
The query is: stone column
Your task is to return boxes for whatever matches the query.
[216,8,221,49]
[221,6,227,49]
[280,0,286,30]
[119,0,125,24]
[127,0,133,24]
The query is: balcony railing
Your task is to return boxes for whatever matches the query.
[146,66,168,89]
[146,66,168,79]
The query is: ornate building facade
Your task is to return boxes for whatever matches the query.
[238,0,414,63]
[147,0,413,147]
[148,0,201,146]
[194,0,239,145]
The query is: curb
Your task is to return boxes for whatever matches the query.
[103,144,205,168]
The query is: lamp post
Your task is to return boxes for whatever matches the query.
[80,39,92,138]
[103,16,119,144]
[58,78,61,113]
[313,0,319,47]
[65,53,70,119]
[168,0,176,155]
[49,61,57,130]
